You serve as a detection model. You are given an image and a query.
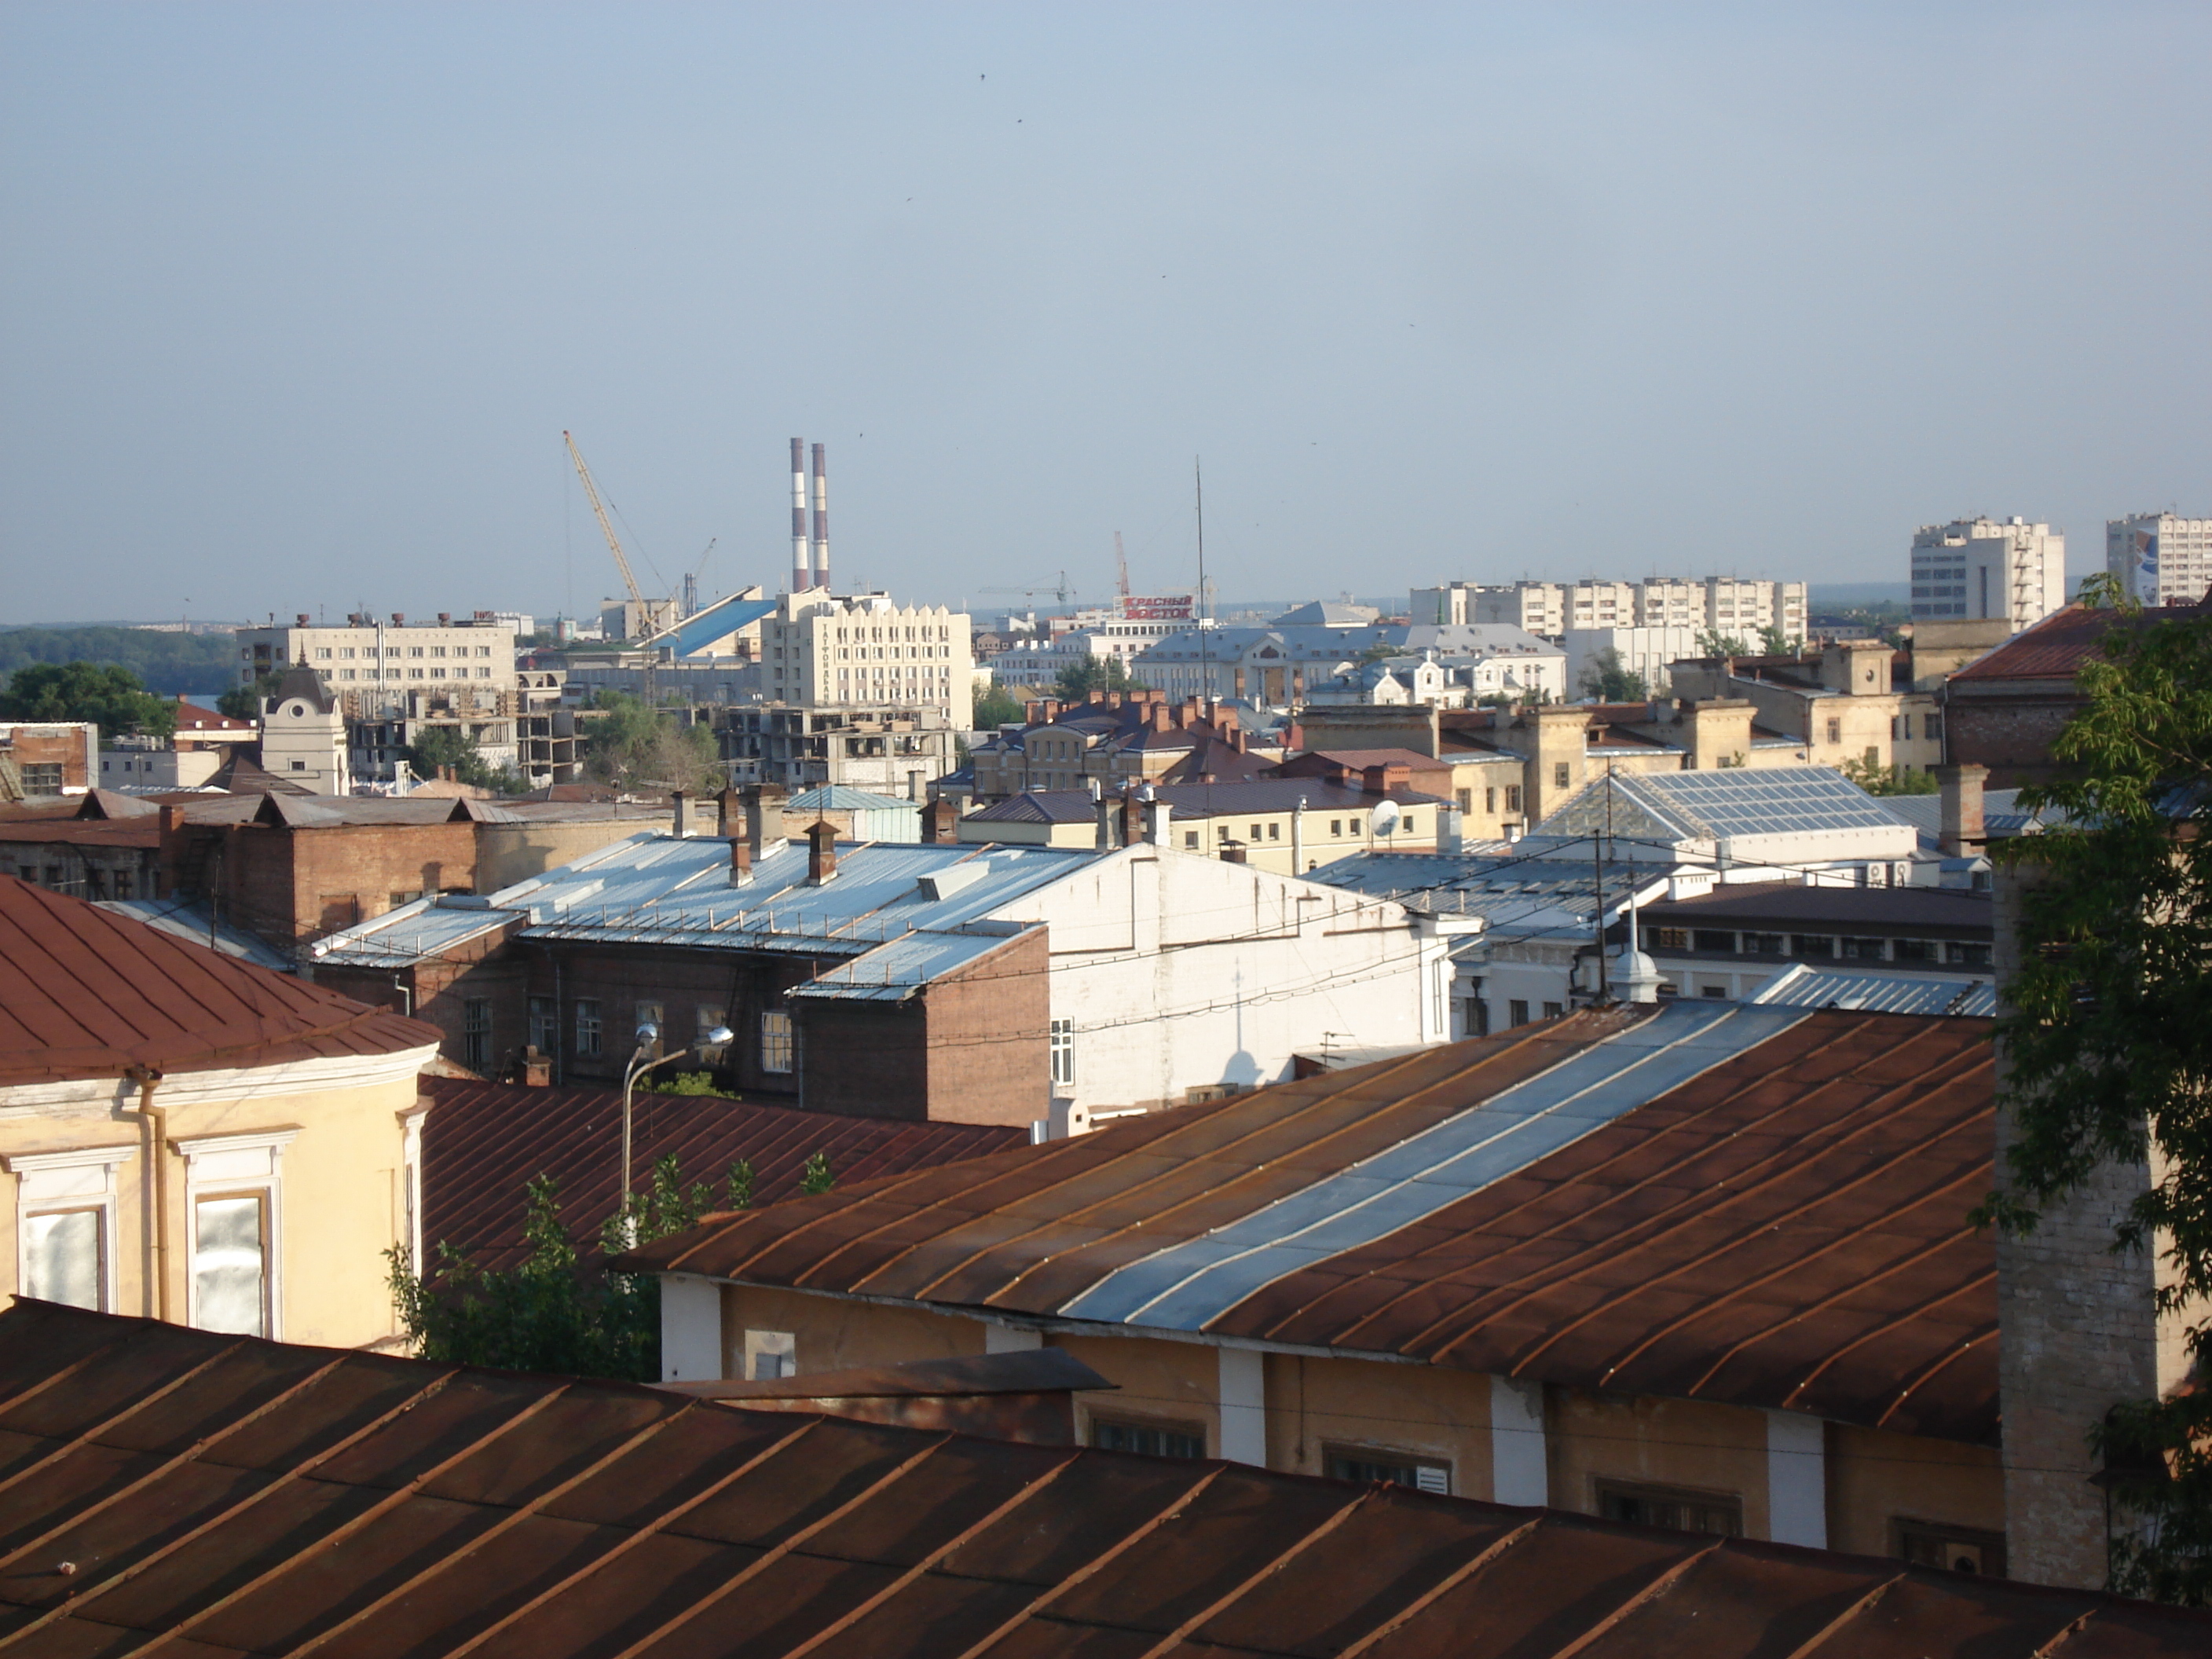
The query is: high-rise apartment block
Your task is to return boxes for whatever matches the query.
[1910,518,2064,627]
[1413,579,1805,643]
[758,591,974,730]
[2108,512,2212,608]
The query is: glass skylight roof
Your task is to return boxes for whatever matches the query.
[1643,769,1906,837]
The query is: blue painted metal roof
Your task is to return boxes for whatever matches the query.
[786,786,919,814]
[1749,964,1996,1016]
[652,595,778,658]
[1061,1001,1809,1330]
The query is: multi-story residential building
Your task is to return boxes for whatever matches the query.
[714,703,959,795]
[1911,518,2065,626]
[2108,510,2212,606]
[234,612,519,710]
[1420,580,1806,645]
[756,591,973,730]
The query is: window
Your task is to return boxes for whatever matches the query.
[1508,999,1530,1027]
[194,1193,269,1337]
[1701,985,1728,998]
[1504,786,1522,815]
[1926,714,1943,742]
[1050,1019,1075,1086]
[1552,763,1569,789]
[463,998,493,1071]
[1267,822,1280,840]
[1792,935,1836,958]
[1741,932,1785,955]
[1249,823,1262,840]
[575,999,603,1058]
[1456,789,1472,813]
[23,1208,103,1308]
[1946,941,1993,968]
[761,1009,795,1073]
[1893,939,1937,964]
[744,1329,797,1381]
[634,1002,664,1050]
[528,996,557,1054]
[1897,1520,2005,1576]
[1597,1481,1741,1536]
[695,1006,728,1051]
[1330,819,1342,835]
[1692,929,1734,953]
[1825,718,1841,744]
[1542,1001,1564,1019]
[1650,927,1688,950]
[20,763,62,794]
[1091,1417,1205,1459]
[1840,936,1886,961]
[1184,830,1199,848]
[1326,1447,1451,1494]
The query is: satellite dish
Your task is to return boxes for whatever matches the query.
[1370,798,1401,838]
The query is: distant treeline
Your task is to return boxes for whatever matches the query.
[0,627,238,698]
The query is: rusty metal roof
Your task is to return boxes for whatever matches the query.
[628,1005,2001,1442]
[0,876,440,1084]
[423,1077,1026,1272]
[2,1301,2204,1657]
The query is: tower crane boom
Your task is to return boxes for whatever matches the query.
[563,431,647,610]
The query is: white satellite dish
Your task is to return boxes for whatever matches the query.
[1370,798,1401,838]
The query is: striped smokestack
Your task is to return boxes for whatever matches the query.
[789,438,811,592]
[811,441,830,591]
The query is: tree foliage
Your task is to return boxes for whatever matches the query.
[1839,756,1939,797]
[386,1152,786,1381]
[216,669,285,721]
[0,626,238,698]
[1981,573,2212,1602]
[972,683,1024,730]
[1576,648,1649,704]
[1053,656,1148,701]
[1695,629,1755,659]
[405,723,526,794]
[0,661,176,738]
[580,690,724,795]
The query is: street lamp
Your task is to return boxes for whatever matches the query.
[620,1018,735,1242]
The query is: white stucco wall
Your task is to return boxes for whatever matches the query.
[991,845,1447,1111]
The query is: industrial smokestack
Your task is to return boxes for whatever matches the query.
[790,438,811,593]
[811,441,830,591]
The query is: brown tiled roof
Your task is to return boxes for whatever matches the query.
[4,1301,2204,1657]
[423,1077,1026,1271]
[626,1009,2001,1442]
[1947,600,2210,687]
[0,876,440,1083]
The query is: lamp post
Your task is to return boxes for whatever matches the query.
[620,1019,735,1243]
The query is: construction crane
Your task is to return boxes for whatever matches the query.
[1115,532,1130,599]
[563,431,647,612]
[980,571,1075,606]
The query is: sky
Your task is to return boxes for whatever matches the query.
[2,2,2207,625]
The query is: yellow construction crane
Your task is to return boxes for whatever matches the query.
[563,431,647,612]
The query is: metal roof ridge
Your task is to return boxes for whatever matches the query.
[1059,1002,1812,1333]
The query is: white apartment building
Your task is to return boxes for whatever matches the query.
[1912,518,2066,626]
[1562,626,1705,698]
[235,613,520,715]
[759,591,974,729]
[1416,580,1805,644]
[2109,511,2212,608]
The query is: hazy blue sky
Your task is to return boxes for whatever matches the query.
[2,3,2206,624]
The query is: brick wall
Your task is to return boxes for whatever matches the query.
[1993,863,2159,1589]
[1945,685,2079,789]
[920,926,1049,1126]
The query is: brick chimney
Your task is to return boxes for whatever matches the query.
[729,837,753,885]
[157,804,188,899]
[807,819,837,884]
[1152,702,1170,734]
[715,786,742,837]
[1938,764,1987,858]
[925,796,961,844]
[1118,786,1144,848]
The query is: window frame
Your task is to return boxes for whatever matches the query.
[173,1128,297,1339]
[462,997,493,1072]
[760,1009,796,1074]
[1049,1018,1075,1087]
[1324,1443,1452,1494]
[5,1144,135,1313]
[1595,1478,1742,1537]
[1090,1414,1207,1459]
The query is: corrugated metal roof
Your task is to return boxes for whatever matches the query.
[629,1007,2001,1441]
[1539,768,1908,844]
[1751,963,1998,1016]
[786,785,921,813]
[6,1300,2206,1657]
[1882,789,2038,839]
[423,1076,1023,1271]
[795,925,1036,1002]
[93,898,296,970]
[0,875,440,1082]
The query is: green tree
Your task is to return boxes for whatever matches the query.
[650,1070,738,1100]
[217,669,285,721]
[972,683,1024,729]
[1758,623,1797,657]
[1695,629,1755,659]
[579,690,724,795]
[387,1153,762,1381]
[1838,756,1939,797]
[0,626,238,698]
[800,1151,835,1195]
[1979,573,2212,1602]
[405,724,526,794]
[0,661,175,738]
[1576,648,1649,704]
[1053,656,1148,701]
